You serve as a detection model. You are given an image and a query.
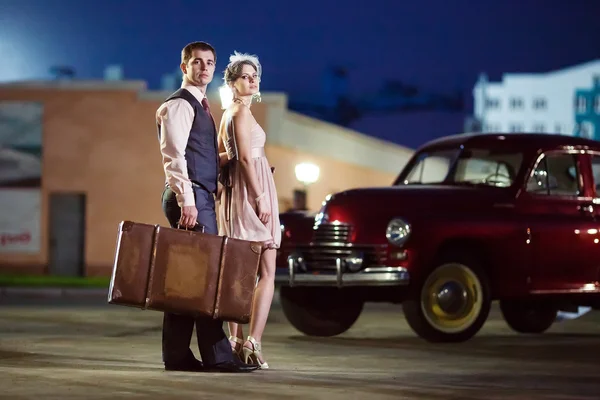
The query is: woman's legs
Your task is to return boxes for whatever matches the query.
[244,248,277,363]
[227,322,244,355]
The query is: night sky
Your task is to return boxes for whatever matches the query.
[1,0,599,148]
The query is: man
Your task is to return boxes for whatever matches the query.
[156,41,257,373]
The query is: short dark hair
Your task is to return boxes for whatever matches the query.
[181,41,216,65]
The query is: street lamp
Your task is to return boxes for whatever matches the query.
[294,163,320,186]
[293,163,320,210]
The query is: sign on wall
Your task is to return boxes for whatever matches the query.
[0,101,43,253]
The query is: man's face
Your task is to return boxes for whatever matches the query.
[181,49,215,88]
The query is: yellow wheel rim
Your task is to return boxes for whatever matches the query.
[420,263,483,333]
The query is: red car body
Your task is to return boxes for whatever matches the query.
[276,133,600,342]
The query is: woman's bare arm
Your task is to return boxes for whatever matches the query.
[217,115,230,167]
[232,105,263,199]
[232,105,271,223]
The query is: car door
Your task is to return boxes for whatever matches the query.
[519,150,598,293]
[582,152,600,289]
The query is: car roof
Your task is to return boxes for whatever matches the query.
[418,132,600,153]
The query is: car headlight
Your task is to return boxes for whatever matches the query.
[386,218,411,246]
[313,195,333,226]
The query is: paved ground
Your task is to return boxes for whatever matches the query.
[0,291,599,399]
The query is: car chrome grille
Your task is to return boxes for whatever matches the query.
[294,245,388,271]
[312,222,352,243]
[290,223,388,271]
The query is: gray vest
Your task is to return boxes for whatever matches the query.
[157,88,219,193]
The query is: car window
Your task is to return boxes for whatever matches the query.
[590,155,600,196]
[403,149,458,184]
[526,153,581,197]
[453,149,522,187]
[567,160,600,193]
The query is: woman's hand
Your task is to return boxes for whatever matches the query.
[256,196,271,225]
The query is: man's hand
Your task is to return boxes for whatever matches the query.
[179,205,198,229]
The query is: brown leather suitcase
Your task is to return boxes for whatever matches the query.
[108,220,262,324]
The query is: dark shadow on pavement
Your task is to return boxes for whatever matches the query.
[287,332,600,365]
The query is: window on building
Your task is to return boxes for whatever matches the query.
[510,98,524,109]
[485,98,500,109]
[580,121,595,139]
[576,96,587,114]
[532,124,546,133]
[509,123,523,133]
[595,95,600,114]
[533,98,547,110]
[484,123,501,133]
[554,124,562,134]
[526,153,581,197]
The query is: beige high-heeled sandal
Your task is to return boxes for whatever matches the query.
[242,336,269,369]
[229,336,244,361]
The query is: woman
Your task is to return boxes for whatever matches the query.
[217,52,281,369]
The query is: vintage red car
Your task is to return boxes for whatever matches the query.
[275,133,600,342]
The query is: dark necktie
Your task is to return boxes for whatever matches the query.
[201,97,216,127]
[201,98,211,114]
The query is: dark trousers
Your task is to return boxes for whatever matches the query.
[161,185,233,366]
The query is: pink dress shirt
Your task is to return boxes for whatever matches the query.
[156,84,208,208]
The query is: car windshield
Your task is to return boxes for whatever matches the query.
[401,149,459,184]
[399,148,524,188]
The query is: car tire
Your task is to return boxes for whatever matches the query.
[500,299,557,334]
[403,254,491,343]
[280,286,363,337]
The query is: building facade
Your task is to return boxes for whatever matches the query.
[0,80,414,277]
[472,60,600,139]
[575,76,600,140]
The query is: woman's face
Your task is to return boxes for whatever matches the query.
[232,63,260,97]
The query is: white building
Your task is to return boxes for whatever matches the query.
[472,60,600,137]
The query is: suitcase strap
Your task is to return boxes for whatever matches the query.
[213,236,229,318]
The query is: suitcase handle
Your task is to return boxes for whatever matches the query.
[176,222,205,232]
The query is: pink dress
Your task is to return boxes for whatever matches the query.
[218,114,281,250]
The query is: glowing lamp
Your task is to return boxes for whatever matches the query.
[295,163,320,186]
[219,86,234,109]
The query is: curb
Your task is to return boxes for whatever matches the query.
[0,287,108,299]
[0,287,282,304]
